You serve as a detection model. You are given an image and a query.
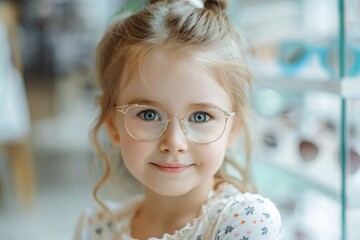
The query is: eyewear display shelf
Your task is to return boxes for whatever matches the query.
[229,0,360,239]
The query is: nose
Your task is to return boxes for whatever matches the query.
[159,117,188,153]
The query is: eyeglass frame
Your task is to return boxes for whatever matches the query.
[113,103,236,144]
[278,40,360,77]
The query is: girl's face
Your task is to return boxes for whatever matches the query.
[107,50,240,197]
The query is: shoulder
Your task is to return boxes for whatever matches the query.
[211,183,282,240]
[72,196,142,240]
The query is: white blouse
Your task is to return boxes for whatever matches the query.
[73,182,282,240]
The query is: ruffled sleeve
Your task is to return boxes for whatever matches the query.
[72,197,143,240]
[72,203,119,240]
[214,193,282,240]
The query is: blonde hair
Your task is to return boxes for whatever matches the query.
[91,0,255,210]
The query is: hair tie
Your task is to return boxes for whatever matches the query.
[187,0,204,8]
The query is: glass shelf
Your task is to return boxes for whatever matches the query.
[254,158,360,209]
[253,159,339,200]
[251,84,360,239]
[230,0,359,238]
[253,158,342,240]
[254,76,360,98]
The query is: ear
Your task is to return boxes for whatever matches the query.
[105,115,121,144]
[226,117,242,149]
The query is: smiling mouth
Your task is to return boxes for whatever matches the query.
[151,163,193,173]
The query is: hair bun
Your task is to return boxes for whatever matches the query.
[204,0,227,13]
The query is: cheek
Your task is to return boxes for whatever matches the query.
[195,140,228,171]
[120,137,152,163]
[117,120,143,160]
[119,139,152,180]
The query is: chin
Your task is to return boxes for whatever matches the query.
[148,181,195,197]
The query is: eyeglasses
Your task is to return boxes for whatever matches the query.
[298,140,360,176]
[114,104,236,144]
[261,125,360,176]
[278,40,360,77]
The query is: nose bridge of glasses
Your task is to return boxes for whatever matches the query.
[165,116,188,135]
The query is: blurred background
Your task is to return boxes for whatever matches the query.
[0,0,124,239]
[0,0,359,239]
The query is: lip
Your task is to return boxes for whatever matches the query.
[151,163,193,173]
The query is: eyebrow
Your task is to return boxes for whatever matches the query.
[126,98,159,106]
[126,98,224,110]
[189,103,223,109]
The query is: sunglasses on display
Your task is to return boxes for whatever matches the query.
[261,127,360,176]
[254,87,360,176]
[299,139,360,175]
[297,116,360,176]
[278,40,360,77]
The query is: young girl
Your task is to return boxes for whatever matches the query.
[73,0,282,239]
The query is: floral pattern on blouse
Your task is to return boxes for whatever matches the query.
[213,195,282,239]
[73,182,281,240]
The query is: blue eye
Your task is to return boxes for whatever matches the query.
[138,109,161,121]
[190,111,210,123]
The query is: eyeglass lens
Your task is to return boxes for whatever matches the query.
[326,47,356,73]
[280,44,307,64]
[299,140,319,162]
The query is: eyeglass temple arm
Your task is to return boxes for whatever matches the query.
[114,104,126,113]
[226,112,236,118]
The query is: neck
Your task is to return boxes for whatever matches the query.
[132,177,215,237]
[146,178,214,221]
